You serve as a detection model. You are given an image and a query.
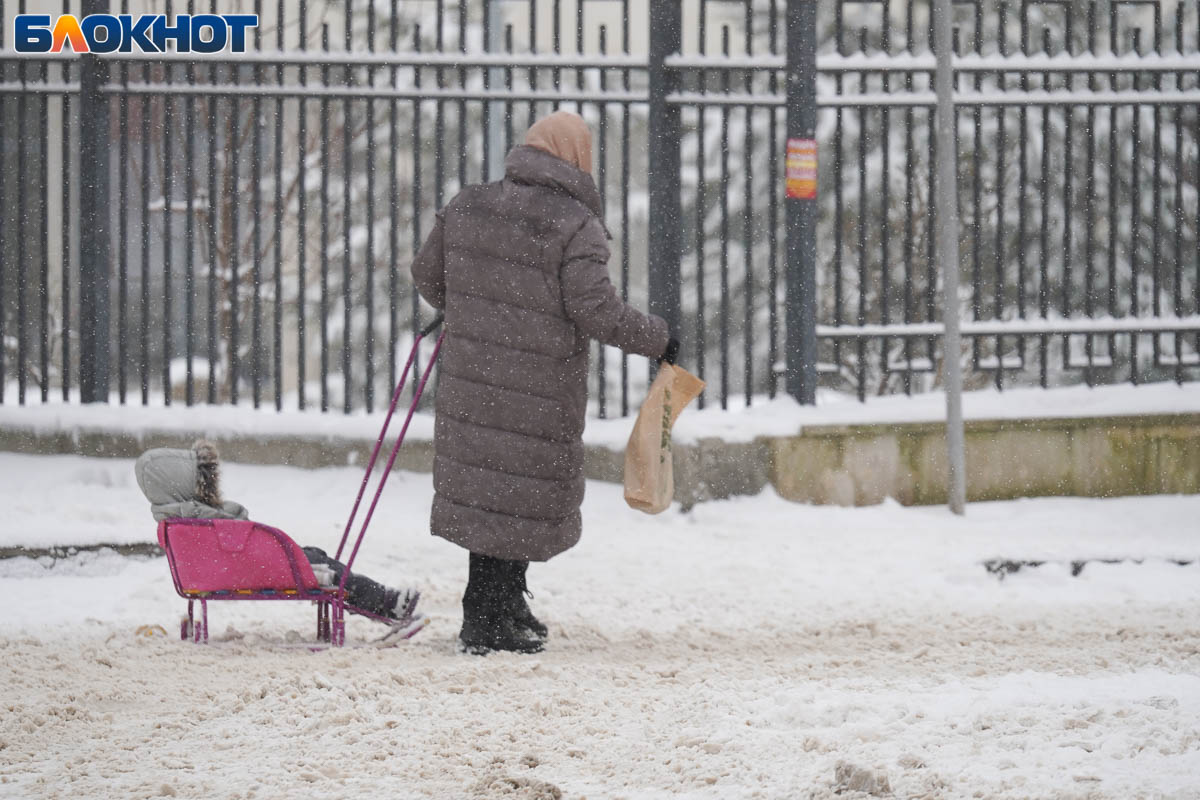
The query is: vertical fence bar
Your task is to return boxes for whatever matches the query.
[297,0,309,410]
[1106,15,1119,385]
[39,28,49,402]
[436,1,446,207]
[163,36,175,407]
[1171,5,1183,383]
[388,0,399,396]
[1060,8,1076,391]
[229,90,242,405]
[185,0,196,406]
[1130,29,1142,385]
[61,6,72,402]
[902,0,916,395]
[249,3,265,394]
[1017,1,1029,372]
[78,0,112,403]
[742,4,754,406]
[338,6,350,417]
[251,13,264,409]
[0,3,6,404]
[648,0,682,353]
[1150,7,1163,372]
[505,27,514,153]
[785,0,818,405]
[695,4,708,409]
[207,32,219,405]
[59,0,71,402]
[934,0,966,515]
[342,1,354,414]
[597,25,609,419]
[994,1,1008,390]
[575,0,584,112]
[767,0,780,399]
[527,0,538,131]
[320,23,331,411]
[365,0,378,413]
[881,15,894,396]
[856,34,868,401]
[139,52,150,404]
[1038,27,1051,387]
[620,0,631,416]
[969,21,982,381]
[16,50,25,405]
[531,2,544,151]
[720,26,730,409]
[483,0,494,177]
[458,0,469,187]
[925,38,937,381]
[833,15,845,381]
[273,0,284,411]
[880,1,893,384]
[411,26,423,385]
[1083,1,1097,382]
[0,2,6,405]
[553,0,562,98]
[970,0,984,384]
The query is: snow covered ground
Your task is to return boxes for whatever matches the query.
[1,452,1199,799]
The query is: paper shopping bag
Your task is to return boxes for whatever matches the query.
[623,363,705,514]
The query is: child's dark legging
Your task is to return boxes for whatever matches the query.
[301,547,396,618]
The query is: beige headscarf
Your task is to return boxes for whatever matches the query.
[524,111,593,175]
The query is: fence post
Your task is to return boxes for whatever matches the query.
[934,0,967,514]
[78,0,112,403]
[784,0,818,404]
[484,0,505,181]
[647,1,682,340]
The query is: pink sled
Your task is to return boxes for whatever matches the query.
[159,316,445,647]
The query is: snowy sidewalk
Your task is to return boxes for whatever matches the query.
[1,452,1198,799]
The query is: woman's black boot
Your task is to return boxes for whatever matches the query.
[459,553,544,656]
[508,561,548,641]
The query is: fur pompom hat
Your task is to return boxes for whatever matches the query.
[192,439,222,508]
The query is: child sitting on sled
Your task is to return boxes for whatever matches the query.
[134,440,419,623]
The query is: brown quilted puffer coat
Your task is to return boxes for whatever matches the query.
[411,144,669,561]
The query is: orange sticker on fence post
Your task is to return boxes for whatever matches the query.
[786,138,818,199]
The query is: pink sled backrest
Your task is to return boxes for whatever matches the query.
[158,518,321,593]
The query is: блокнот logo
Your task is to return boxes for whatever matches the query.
[13,14,258,54]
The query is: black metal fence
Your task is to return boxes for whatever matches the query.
[1,0,1198,418]
[804,0,1200,402]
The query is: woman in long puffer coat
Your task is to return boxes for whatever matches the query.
[412,111,678,654]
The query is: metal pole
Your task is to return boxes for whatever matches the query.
[784,0,818,404]
[934,0,967,514]
[647,1,682,339]
[486,0,505,181]
[78,0,112,403]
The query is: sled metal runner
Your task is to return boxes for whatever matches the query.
[161,315,445,647]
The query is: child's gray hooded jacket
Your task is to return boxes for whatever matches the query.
[134,441,248,522]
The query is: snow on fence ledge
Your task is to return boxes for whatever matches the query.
[1,382,1197,508]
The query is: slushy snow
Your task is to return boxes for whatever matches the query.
[0,452,1198,799]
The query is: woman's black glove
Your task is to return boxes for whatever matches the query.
[659,337,680,366]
